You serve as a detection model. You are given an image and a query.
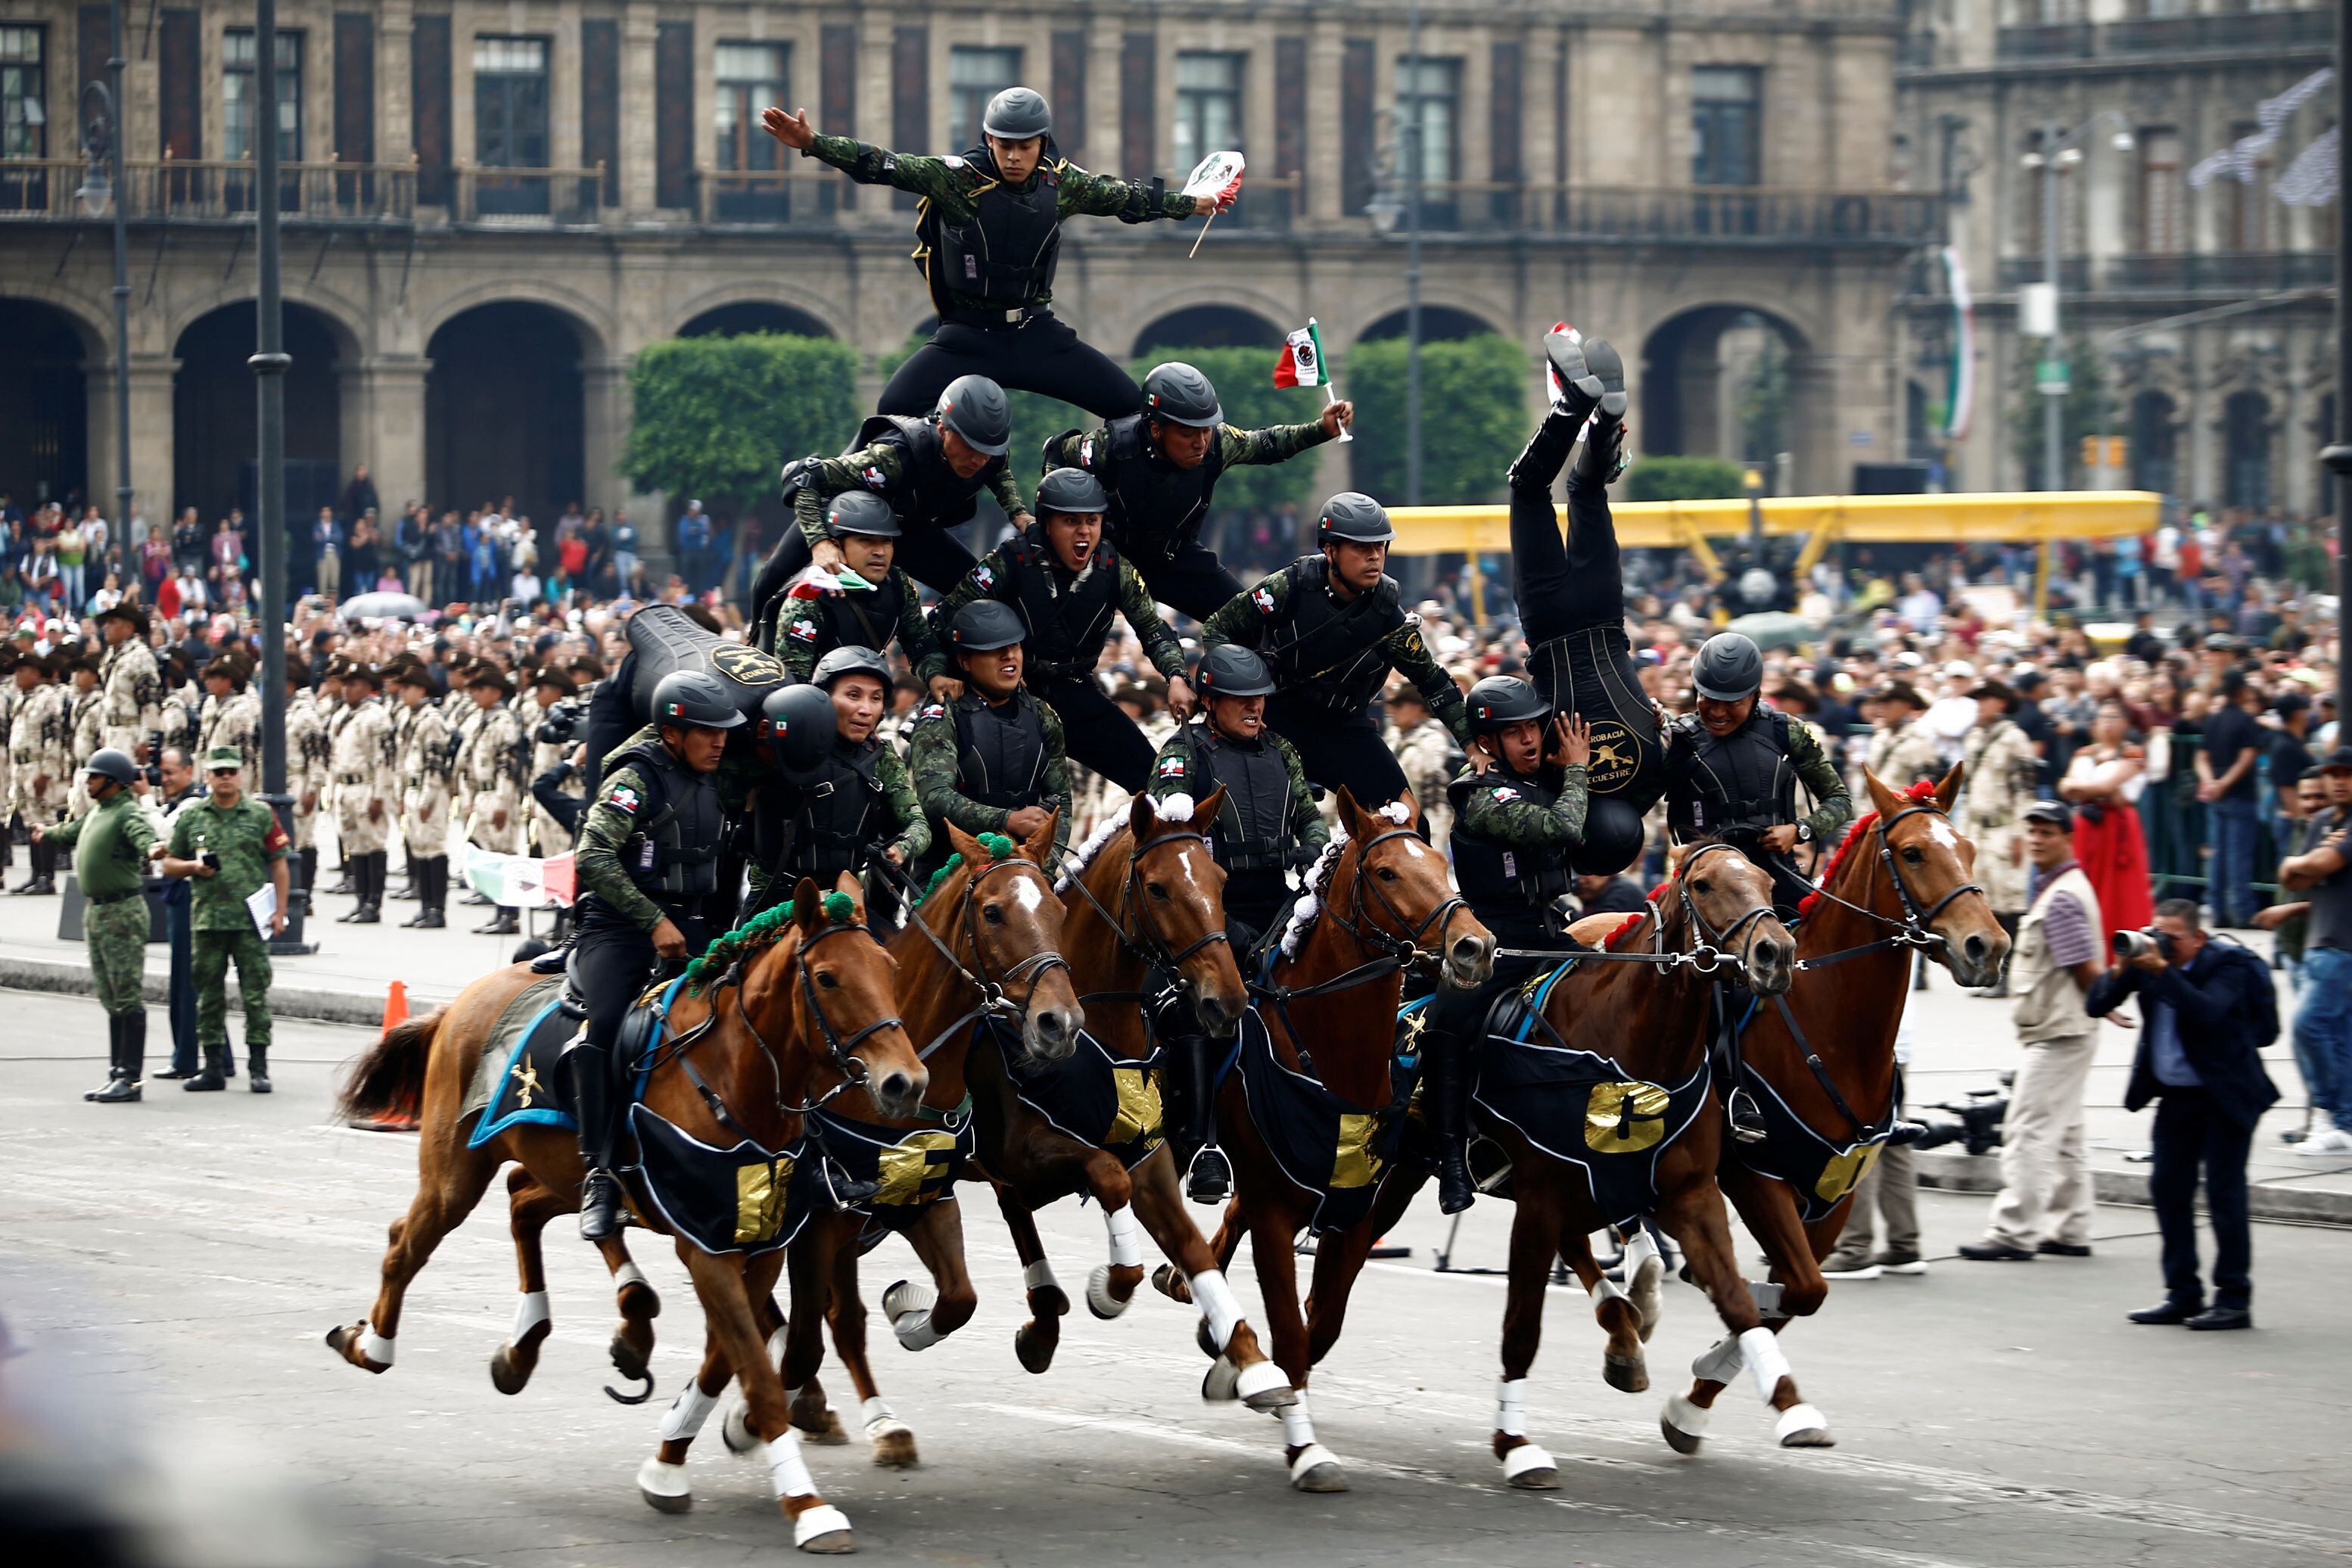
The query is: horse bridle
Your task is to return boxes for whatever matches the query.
[1064,828,1231,1013]
[1251,824,1471,1009]
[889,854,1075,1059]
[1660,840,1778,977]
[1794,802,1985,973]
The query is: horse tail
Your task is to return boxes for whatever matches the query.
[336,1008,446,1124]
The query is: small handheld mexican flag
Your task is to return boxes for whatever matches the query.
[1273,319,1350,441]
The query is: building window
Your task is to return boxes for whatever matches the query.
[473,36,549,213]
[2136,126,2182,254]
[225,28,303,163]
[950,45,1022,150]
[2225,120,2271,250]
[1174,52,1243,176]
[1,25,44,161]
[1691,67,1760,186]
[715,42,788,220]
[2223,390,2271,509]
[1397,55,1461,226]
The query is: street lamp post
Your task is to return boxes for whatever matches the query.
[2021,112,2134,491]
[2323,0,2352,731]
[76,0,131,535]
[1404,0,1423,510]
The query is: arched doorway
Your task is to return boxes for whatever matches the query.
[1639,306,1810,469]
[678,301,832,339]
[1131,305,1283,356]
[2130,390,2178,497]
[0,300,92,508]
[425,302,588,530]
[1358,305,1495,343]
[2222,390,2272,509]
[173,302,345,524]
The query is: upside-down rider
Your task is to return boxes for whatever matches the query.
[565,670,743,1242]
[762,87,1230,419]
[1146,645,1330,1202]
[767,492,947,693]
[1663,630,1854,1140]
[924,467,1196,792]
[1043,362,1355,620]
[1199,493,1471,807]
[907,600,1075,878]
[1415,677,1593,1213]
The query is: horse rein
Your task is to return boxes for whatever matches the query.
[1062,828,1230,1014]
[1792,803,1984,973]
[1255,824,1472,1008]
[884,854,1075,1061]
[1491,842,1773,976]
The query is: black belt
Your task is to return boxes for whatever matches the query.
[88,888,142,905]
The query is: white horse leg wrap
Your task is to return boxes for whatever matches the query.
[1774,1402,1829,1443]
[1104,1205,1144,1269]
[764,1433,817,1500]
[1501,1442,1556,1481]
[792,1504,853,1549]
[767,1325,790,1365]
[1739,1326,1794,1403]
[885,1280,942,1351]
[894,1311,943,1352]
[1189,1269,1243,1352]
[1747,1280,1785,1318]
[1495,1377,1528,1437]
[659,1381,721,1442]
[1621,1229,1660,1282]
[359,1327,395,1367]
[612,1260,649,1296]
[510,1290,550,1342]
[1590,1274,1629,1305]
[1663,1391,1712,1439]
[1278,1391,1315,1449]
[1024,1258,1062,1296]
[1691,1333,1744,1383]
[860,1395,903,1437]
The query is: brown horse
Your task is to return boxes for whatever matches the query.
[735,816,1084,1470]
[969,787,1292,1409]
[1193,788,1495,1491]
[330,873,922,1553]
[1659,764,2008,1454]
[1341,841,1796,1488]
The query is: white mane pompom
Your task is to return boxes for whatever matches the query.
[1377,800,1411,825]
[1054,811,1131,894]
[1278,826,1352,960]
[1154,792,1196,823]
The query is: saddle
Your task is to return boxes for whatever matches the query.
[464,975,578,1146]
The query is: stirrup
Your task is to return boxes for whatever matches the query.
[1184,1145,1232,1205]
[817,1156,881,1211]
[1726,1088,1768,1145]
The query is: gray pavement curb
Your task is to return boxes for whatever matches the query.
[1917,1149,2352,1227]
[0,955,394,1030]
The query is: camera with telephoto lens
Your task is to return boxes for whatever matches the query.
[534,697,582,746]
[1902,1077,2012,1156]
[2112,927,2169,961]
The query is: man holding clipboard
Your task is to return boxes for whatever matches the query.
[156,745,291,1094]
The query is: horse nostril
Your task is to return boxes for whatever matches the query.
[879,1071,913,1104]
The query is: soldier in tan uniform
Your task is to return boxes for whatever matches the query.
[63,654,106,822]
[1384,682,1463,853]
[328,663,395,923]
[0,646,19,885]
[197,655,263,779]
[1864,681,1945,793]
[1960,677,2042,986]
[457,664,528,935]
[95,602,163,758]
[390,658,454,929]
[285,660,331,901]
[522,665,578,857]
[8,652,74,893]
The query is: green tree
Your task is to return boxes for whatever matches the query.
[1623,456,1748,502]
[622,333,862,509]
[1342,334,1529,505]
[1734,334,1790,464]
[2006,334,2112,488]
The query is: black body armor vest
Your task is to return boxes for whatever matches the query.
[951,689,1049,810]
[1261,557,1405,717]
[920,151,1062,314]
[1448,764,1573,929]
[1182,723,1298,873]
[1667,708,1797,842]
[851,415,1001,532]
[610,740,724,904]
[757,740,888,883]
[1099,414,1227,558]
[1000,530,1122,681]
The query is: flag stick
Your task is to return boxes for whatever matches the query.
[1325,381,1352,443]
[1189,208,1219,259]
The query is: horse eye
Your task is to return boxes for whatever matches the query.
[1147,882,1171,901]
[1694,879,1711,894]
[983,904,1006,925]
[816,970,840,990]
[1375,866,1399,882]
[1903,847,1924,863]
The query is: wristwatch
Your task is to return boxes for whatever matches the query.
[1794,823,1813,844]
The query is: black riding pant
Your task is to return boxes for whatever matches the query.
[762,519,984,599]
[1033,673,1156,794]
[879,314,1143,422]
[1510,410,1624,650]
[1264,695,1408,806]
[573,901,704,1056]
[1120,536,1246,624]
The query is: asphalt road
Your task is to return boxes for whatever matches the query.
[5,987,2350,1568]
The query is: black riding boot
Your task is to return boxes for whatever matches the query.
[87,1015,142,1102]
[184,1043,226,1092]
[423,856,448,928]
[298,847,319,906]
[563,1041,625,1241]
[247,1038,271,1094]
[1174,1033,1231,1204]
[1428,1035,1476,1215]
[474,904,520,936]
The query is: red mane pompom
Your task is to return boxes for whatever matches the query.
[1795,812,1881,920]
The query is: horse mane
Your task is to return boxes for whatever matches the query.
[1274,801,1408,960]
[1056,813,1131,893]
[683,889,852,994]
[1794,780,1938,919]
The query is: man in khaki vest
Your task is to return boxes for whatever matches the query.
[1962,799,2106,1262]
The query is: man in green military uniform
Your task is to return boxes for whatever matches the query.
[38,747,159,1102]
[924,467,1196,791]
[158,745,291,1093]
[770,492,945,690]
[1146,645,1330,1200]
[1044,362,1354,619]
[1201,492,1472,806]
[745,649,929,920]
[763,86,1229,419]
[909,600,1073,872]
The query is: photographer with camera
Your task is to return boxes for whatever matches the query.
[1962,801,2104,1264]
[2272,745,2352,1155]
[2087,899,2280,1331]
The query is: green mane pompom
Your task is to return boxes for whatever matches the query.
[978,832,1016,859]
[917,854,964,907]
[822,890,855,924]
[683,898,798,994]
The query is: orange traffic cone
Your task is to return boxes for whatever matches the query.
[352,982,422,1133]
[380,979,409,1035]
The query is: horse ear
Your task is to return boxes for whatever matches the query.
[1933,760,1965,814]
[832,870,867,923]
[1127,789,1158,843]
[944,818,982,866]
[1860,765,1902,819]
[1018,807,1059,864]
[1333,784,1365,837]
[792,876,824,932]
[1189,784,1227,834]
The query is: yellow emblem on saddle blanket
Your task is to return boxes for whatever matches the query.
[1585,1081,1672,1154]
[1106,1062,1165,1147]
[875,1130,963,1206]
[1330,1112,1383,1190]
[1814,1141,1883,1204]
[736,1153,799,1244]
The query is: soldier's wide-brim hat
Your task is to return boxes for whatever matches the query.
[384,656,434,689]
[202,744,244,772]
[1967,679,2016,710]
[527,663,572,694]
[341,661,382,689]
[96,599,149,632]
[201,655,249,687]
[1871,681,1925,710]
[468,664,515,698]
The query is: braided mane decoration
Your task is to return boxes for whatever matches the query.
[918,832,1018,907]
[1794,781,1934,920]
[1273,800,1412,960]
[1056,813,1131,894]
[681,885,853,994]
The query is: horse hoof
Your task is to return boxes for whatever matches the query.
[1235,1359,1297,1411]
[636,1456,692,1514]
[1085,1265,1131,1321]
[721,1398,760,1456]
[1195,1317,1219,1360]
[1501,1442,1560,1490]
[609,1327,652,1383]
[792,1402,849,1446]
[1603,1351,1649,1395]
[490,1346,532,1396]
[1774,1402,1834,1448]
[325,1324,390,1374]
[1660,1392,1709,1456]
[1153,1263,1193,1304]
[1288,1445,1348,1493]
[789,1502,856,1553]
[869,1423,919,1470]
[1201,1356,1241,1404]
[1014,1321,1058,1375]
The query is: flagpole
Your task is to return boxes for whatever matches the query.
[1324,382,1352,443]
[1188,210,1218,259]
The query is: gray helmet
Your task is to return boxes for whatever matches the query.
[1035,467,1109,518]
[1316,491,1395,546]
[824,491,901,539]
[651,669,748,732]
[1692,632,1765,703]
[949,599,1028,654]
[82,746,138,787]
[810,645,891,691]
[982,86,1053,142]
[1466,676,1552,734]
[1193,646,1277,699]
[759,683,838,777]
[1143,362,1223,428]
[937,375,1012,457]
